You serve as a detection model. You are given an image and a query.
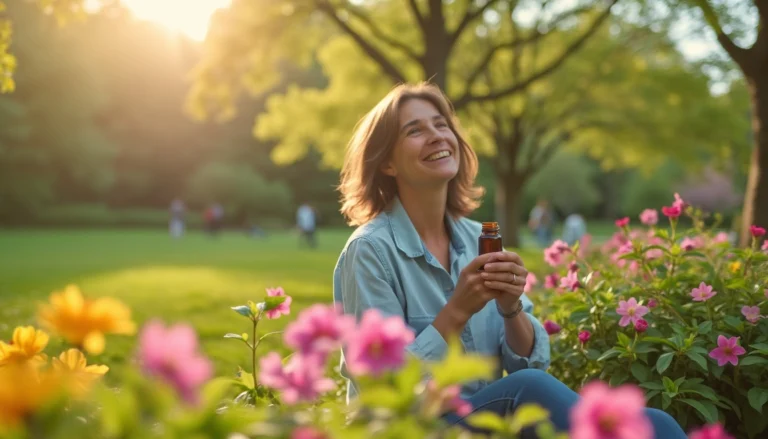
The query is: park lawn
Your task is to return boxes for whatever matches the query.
[0,228,546,380]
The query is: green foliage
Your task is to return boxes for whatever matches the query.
[186,161,293,219]
[532,198,768,437]
[524,151,601,216]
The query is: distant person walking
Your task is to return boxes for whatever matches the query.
[562,212,587,246]
[296,203,317,248]
[169,198,186,238]
[204,203,224,236]
[528,198,554,247]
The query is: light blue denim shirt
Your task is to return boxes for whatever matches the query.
[333,197,551,402]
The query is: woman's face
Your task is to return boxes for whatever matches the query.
[382,99,460,190]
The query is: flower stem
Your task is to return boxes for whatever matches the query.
[251,311,263,388]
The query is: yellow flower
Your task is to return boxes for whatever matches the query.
[0,326,49,367]
[729,261,742,273]
[38,285,136,355]
[0,363,59,428]
[52,349,108,397]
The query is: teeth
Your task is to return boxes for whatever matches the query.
[425,151,450,161]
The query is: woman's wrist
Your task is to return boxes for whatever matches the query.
[433,302,469,337]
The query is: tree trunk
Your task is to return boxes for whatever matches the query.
[739,73,768,247]
[495,172,526,248]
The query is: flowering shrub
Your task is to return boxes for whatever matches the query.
[0,261,735,438]
[532,193,768,438]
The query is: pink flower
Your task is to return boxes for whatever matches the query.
[264,287,292,319]
[708,335,746,367]
[544,320,562,335]
[639,209,658,226]
[138,320,213,403]
[523,272,538,293]
[427,382,472,417]
[544,240,570,267]
[672,193,685,210]
[284,304,355,357]
[292,427,328,439]
[634,319,648,333]
[661,206,681,218]
[258,352,335,404]
[688,423,734,439]
[647,299,658,309]
[616,298,649,327]
[544,273,560,289]
[570,381,652,439]
[615,217,630,228]
[713,232,730,244]
[741,306,761,324]
[344,309,414,376]
[560,270,580,292]
[690,282,717,302]
[750,225,766,238]
[578,331,591,344]
[762,240,768,251]
[578,234,592,257]
[680,237,701,251]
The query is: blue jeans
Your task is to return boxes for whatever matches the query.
[442,369,686,439]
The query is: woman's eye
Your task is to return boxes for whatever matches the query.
[407,128,421,135]
[436,122,448,128]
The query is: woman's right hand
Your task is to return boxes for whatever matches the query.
[433,253,501,337]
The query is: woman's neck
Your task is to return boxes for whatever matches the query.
[397,186,449,243]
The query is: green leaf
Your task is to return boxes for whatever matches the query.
[642,336,677,349]
[740,356,768,367]
[617,332,631,347]
[680,383,718,401]
[631,362,651,382]
[395,358,423,394]
[609,372,628,387]
[749,343,768,354]
[633,343,657,354]
[224,333,245,340]
[467,412,507,432]
[662,376,677,393]
[723,316,744,332]
[640,382,664,391]
[685,351,708,372]
[680,398,718,424]
[231,305,252,317]
[597,348,621,362]
[585,349,602,360]
[263,295,287,311]
[662,393,672,410]
[428,338,495,387]
[359,386,405,409]
[657,352,674,374]
[509,404,550,432]
[697,321,712,334]
[747,388,768,413]
[239,372,255,390]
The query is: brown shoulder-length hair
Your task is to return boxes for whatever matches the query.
[338,82,484,226]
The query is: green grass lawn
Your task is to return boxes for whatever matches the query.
[0,227,556,380]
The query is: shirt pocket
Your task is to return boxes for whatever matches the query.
[406,315,437,337]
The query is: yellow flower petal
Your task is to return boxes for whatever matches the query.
[82,332,105,355]
[11,326,49,356]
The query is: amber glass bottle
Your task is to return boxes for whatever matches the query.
[479,222,503,255]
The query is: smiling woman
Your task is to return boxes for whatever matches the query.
[120,0,231,40]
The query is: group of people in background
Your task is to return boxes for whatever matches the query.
[528,198,588,247]
[166,198,319,248]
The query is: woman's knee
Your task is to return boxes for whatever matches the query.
[645,408,686,438]
[502,368,561,389]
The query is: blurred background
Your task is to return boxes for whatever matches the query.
[0,0,761,373]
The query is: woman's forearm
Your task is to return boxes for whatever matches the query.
[503,309,535,357]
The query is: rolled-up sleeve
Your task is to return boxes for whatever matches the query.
[335,238,448,361]
[499,294,551,373]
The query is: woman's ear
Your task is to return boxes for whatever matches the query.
[381,161,397,177]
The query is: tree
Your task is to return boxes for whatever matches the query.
[684,0,767,245]
[187,0,620,245]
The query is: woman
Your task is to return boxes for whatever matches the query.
[332,83,685,437]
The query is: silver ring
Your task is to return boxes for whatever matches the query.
[513,273,517,284]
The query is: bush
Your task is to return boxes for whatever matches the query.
[531,194,768,438]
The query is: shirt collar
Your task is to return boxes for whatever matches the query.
[388,196,466,258]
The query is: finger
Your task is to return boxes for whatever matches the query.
[484,280,525,294]
[465,252,498,272]
[491,251,524,266]
[480,271,518,284]
[482,262,527,277]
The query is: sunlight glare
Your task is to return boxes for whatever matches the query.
[121,0,231,41]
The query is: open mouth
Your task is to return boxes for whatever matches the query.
[424,150,451,162]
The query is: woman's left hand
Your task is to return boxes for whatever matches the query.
[480,251,527,310]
